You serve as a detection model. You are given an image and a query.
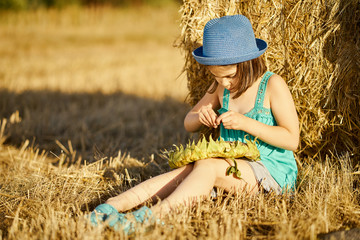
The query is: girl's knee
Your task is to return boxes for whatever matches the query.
[183,163,194,172]
[193,158,220,172]
[194,158,214,166]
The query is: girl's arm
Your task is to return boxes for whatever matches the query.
[184,83,221,132]
[216,75,299,151]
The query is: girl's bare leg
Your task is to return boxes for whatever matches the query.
[105,164,193,212]
[151,158,258,216]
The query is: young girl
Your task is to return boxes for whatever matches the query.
[89,14,299,233]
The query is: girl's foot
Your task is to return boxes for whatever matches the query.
[115,206,164,234]
[89,204,162,234]
[115,206,155,234]
[131,206,154,224]
[89,203,125,228]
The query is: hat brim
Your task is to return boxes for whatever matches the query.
[192,38,267,66]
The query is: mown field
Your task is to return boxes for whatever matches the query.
[0,4,359,240]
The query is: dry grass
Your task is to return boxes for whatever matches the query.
[0,4,191,161]
[1,117,359,239]
[0,4,187,100]
[0,3,359,240]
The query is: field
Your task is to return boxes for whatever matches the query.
[0,4,360,240]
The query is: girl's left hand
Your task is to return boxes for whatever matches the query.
[216,111,244,130]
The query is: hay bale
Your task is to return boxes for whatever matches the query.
[176,0,360,161]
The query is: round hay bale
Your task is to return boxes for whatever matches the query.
[176,0,360,162]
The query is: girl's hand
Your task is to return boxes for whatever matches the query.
[216,111,244,130]
[198,104,219,128]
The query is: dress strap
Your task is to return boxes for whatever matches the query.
[255,71,274,108]
[222,88,230,110]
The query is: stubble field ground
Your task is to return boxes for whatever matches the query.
[0,3,359,239]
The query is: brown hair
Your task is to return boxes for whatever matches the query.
[208,56,267,99]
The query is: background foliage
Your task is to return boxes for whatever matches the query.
[0,0,180,9]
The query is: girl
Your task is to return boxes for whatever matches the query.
[89,14,299,233]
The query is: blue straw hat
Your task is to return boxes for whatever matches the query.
[192,15,267,66]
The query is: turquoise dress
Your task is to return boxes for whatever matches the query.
[218,71,298,190]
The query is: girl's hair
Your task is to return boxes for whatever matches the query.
[208,56,267,99]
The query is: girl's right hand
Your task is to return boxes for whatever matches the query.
[198,104,218,128]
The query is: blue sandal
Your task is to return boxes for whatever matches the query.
[90,204,161,234]
[89,204,125,228]
[131,206,154,224]
[119,206,165,234]
[113,206,155,234]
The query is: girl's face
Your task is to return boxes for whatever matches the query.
[208,64,238,90]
